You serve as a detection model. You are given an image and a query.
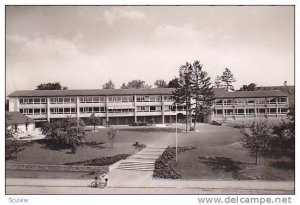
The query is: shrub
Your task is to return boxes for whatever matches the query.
[132,142,146,150]
[65,154,130,166]
[153,146,197,179]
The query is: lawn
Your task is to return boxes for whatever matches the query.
[169,143,294,180]
[5,129,144,165]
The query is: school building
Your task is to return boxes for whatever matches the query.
[8,87,290,125]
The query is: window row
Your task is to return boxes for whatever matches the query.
[214,108,288,116]
[50,108,77,114]
[50,97,76,104]
[80,107,106,113]
[19,98,47,104]
[108,109,135,113]
[108,96,134,102]
[136,105,186,112]
[136,95,162,102]
[20,108,46,115]
[215,97,287,105]
[80,96,106,103]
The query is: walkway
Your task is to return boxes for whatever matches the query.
[108,146,165,187]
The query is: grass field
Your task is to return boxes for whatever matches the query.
[170,143,294,180]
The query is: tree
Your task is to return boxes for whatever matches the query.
[41,117,86,153]
[5,124,19,160]
[120,80,151,89]
[240,120,271,165]
[190,61,214,129]
[239,83,257,91]
[107,127,117,148]
[36,82,66,90]
[154,79,168,88]
[168,77,180,88]
[89,113,101,131]
[269,107,295,159]
[173,62,194,132]
[220,68,236,91]
[214,75,222,88]
[102,80,115,89]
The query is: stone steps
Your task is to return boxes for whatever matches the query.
[116,147,166,171]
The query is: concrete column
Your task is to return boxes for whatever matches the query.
[254,98,257,117]
[106,96,109,123]
[76,96,80,120]
[47,97,50,122]
[222,99,225,118]
[244,100,246,118]
[162,95,165,124]
[233,98,236,119]
[265,98,268,118]
[276,97,279,117]
[134,95,137,122]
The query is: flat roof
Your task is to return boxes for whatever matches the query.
[8,88,288,98]
[8,88,175,97]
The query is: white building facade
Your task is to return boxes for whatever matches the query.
[8,88,289,125]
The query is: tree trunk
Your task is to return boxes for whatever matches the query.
[194,99,198,129]
[185,96,188,132]
[255,151,258,165]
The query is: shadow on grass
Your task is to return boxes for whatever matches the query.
[271,161,295,170]
[199,156,242,172]
[120,127,184,133]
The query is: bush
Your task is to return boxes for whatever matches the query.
[129,121,150,126]
[133,142,147,150]
[153,146,197,179]
[65,154,130,166]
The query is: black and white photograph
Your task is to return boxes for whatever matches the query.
[3,2,297,204]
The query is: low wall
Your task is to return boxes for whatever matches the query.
[6,164,109,173]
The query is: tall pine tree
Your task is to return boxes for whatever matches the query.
[190,61,214,129]
[221,68,236,91]
[173,62,193,132]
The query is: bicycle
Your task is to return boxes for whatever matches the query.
[91,174,108,188]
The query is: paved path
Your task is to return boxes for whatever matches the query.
[6,178,294,194]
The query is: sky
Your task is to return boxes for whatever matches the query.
[5,6,294,94]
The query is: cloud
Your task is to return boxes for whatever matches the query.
[103,7,145,25]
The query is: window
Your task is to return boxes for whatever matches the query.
[269,108,277,114]
[41,108,46,114]
[64,108,70,113]
[34,98,40,104]
[224,99,233,105]
[164,96,174,102]
[215,99,222,105]
[279,108,288,114]
[247,109,255,115]
[137,106,149,112]
[258,108,266,114]
[164,106,170,111]
[267,98,276,104]
[215,109,223,115]
[236,109,244,115]
[246,98,255,104]
[150,106,156,112]
[225,109,233,115]
[257,98,266,104]
[64,98,71,104]
[34,109,40,114]
[279,97,287,104]
[137,96,145,102]
[235,99,244,105]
